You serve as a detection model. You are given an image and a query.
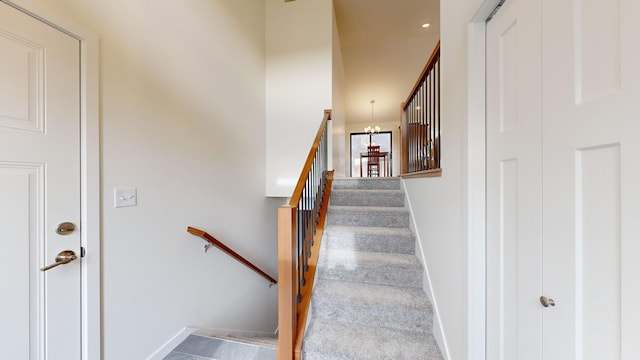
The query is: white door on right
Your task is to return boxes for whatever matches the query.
[485,0,543,358]
[541,0,640,359]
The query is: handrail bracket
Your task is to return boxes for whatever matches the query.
[187,226,277,286]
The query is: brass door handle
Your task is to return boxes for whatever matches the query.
[41,250,77,272]
[539,295,556,308]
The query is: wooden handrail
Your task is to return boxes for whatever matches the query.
[402,40,441,108]
[277,110,333,360]
[187,227,277,285]
[289,109,332,205]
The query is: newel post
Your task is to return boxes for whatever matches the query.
[277,205,297,360]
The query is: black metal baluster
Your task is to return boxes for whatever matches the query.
[296,199,302,303]
[436,59,440,168]
[426,74,430,169]
[303,179,309,275]
[420,83,425,171]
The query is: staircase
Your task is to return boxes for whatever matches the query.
[163,178,441,360]
[302,177,443,360]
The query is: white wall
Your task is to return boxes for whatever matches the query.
[341,35,440,126]
[402,0,485,359]
[331,5,347,177]
[265,0,334,196]
[21,1,281,359]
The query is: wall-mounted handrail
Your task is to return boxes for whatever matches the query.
[187,226,277,286]
[277,110,333,360]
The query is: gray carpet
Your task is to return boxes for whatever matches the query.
[302,177,443,360]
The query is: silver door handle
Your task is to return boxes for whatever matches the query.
[41,250,77,272]
[539,295,556,307]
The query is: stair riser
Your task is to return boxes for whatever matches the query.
[330,192,405,207]
[332,178,401,190]
[322,234,414,254]
[303,320,442,360]
[317,265,423,288]
[312,301,433,334]
[327,209,410,228]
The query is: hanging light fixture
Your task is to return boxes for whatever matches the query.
[364,99,380,135]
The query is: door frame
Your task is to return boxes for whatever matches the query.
[465,1,504,360]
[1,1,101,359]
[349,131,393,177]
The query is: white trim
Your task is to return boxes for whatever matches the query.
[146,327,197,360]
[192,327,278,338]
[466,1,503,360]
[1,1,101,359]
[466,22,487,360]
[401,179,451,360]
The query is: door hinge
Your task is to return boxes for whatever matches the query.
[486,0,507,22]
[81,247,86,258]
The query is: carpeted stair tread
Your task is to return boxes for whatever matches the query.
[311,280,432,333]
[330,189,405,207]
[300,177,443,359]
[322,225,415,254]
[302,320,442,360]
[317,249,423,287]
[327,206,410,228]
[331,177,402,190]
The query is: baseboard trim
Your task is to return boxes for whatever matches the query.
[192,326,278,338]
[401,180,451,360]
[145,326,196,360]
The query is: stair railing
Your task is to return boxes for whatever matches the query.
[401,40,441,177]
[187,227,277,286]
[277,110,334,360]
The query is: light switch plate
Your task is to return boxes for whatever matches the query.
[114,187,137,208]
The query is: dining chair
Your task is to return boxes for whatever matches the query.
[367,145,381,177]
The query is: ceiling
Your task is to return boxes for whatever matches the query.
[333,0,440,125]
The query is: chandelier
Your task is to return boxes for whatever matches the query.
[364,99,380,135]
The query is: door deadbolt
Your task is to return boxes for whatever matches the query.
[56,222,75,235]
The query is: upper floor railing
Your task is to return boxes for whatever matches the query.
[401,40,441,177]
[277,110,333,360]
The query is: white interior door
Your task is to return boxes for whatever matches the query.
[485,0,543,358]
[0,3,82,359]
[541,0,640,358]
[487,0,640,358]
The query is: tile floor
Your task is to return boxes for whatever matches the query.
[164,334,275,360]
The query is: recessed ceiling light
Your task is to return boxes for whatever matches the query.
[422,23,430,28]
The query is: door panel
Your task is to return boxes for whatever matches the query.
[486,0,543,358]
[0,29,43,132]
[575,145,621,360]
[0,3,81,359]
[0,165,42,359]
[541,0,640,358]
